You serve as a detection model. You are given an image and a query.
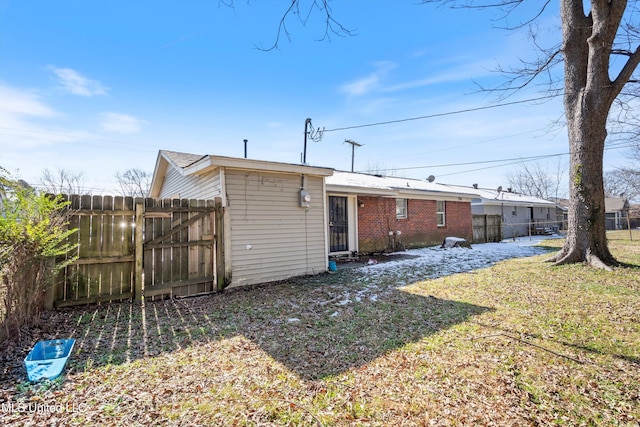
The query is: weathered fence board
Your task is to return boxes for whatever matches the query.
[472,214,502,243]
[143,198,217,299]
[54,195,138,307]
[51,195,224,308]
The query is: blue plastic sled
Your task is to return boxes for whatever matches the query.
[24,339,75,382]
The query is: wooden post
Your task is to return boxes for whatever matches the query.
[134,202,144,302]
[484,214,488,243]
[214,197,226,291]
[44,259,56,310]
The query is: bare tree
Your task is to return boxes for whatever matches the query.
[550,1,638,268]
[228,0,639,268]
[40,168,85,195]
[605,168,640,201]
[608,97,640,201]
[432,1,640,269]
[363,162,399,177]
[506,159,567,201]
[115,169,151,198]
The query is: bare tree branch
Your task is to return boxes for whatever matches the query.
[40,168,85,195]
[506,159,567,200]
[115,169,151,198]
[250,0,355,51]
[605,169,640,201]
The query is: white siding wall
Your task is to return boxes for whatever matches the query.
[470,204,485,215]
[225,170,326,287]
[480,204,528,237]
[532,206,553,222]
[503,205,529,238]
[159,167,222,200]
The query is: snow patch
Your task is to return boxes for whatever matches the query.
[329,236,561,307]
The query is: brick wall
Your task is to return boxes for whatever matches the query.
[357,196,472,252]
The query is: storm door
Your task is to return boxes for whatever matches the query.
[329,196,349,252]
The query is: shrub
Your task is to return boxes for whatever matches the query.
[0,169,77,343]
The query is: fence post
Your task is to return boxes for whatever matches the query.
[44,258,56,310]
[214,197,227,291]
[484,214,488,243]
[134,202,144,302]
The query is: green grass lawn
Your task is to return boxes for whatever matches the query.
[3,231,639,426]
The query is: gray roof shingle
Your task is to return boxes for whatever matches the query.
[161,150,205,168]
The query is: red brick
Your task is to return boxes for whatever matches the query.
[357,197,472,252]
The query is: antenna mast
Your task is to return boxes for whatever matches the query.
[303,118,311,165]
[302,118,325,165]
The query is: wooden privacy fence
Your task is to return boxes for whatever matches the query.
[472,214,502,243]
[48,195,226,308]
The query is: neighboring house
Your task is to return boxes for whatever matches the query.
[325,172,476,254]
[443,185,558,239]
[556,205,568,231]
[631,204,640,229]
[150,150,333,288]
[553,199,569,231]
[605,197,630,230]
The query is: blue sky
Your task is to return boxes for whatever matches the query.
[0,1,629,195]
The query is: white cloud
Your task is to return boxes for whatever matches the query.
[340,61,396,97]
[341,75,380,96]
[0,83,93,148]
[48,66,108,96]
[0,83,56,118]
[99,112,145,134]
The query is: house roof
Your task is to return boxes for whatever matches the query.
[438,184,556,207]
[325,171,478,200]
[605,197,629,212]
[150,150,334,197]
[161,150,206,168]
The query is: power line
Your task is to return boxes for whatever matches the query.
[358,140,635,176]
[323,95,559,133]
[369,152,567,172]
[380,127,560,162]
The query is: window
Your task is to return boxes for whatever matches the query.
[396,198,408,219]
[437,200,445,226]
[511,206,517,216]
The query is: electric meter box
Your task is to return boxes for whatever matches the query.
[299,189,311,207]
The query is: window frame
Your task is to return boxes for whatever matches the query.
[396,198,408,219]
[436,200,446,227]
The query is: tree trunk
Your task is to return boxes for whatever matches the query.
[547,109,617,269]
[547,0,631,269]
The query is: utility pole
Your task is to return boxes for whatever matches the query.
[243,139,248,159]
[344,139,362,172]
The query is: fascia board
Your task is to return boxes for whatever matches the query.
[149,154,169,197]
[184,155,334,177]
[325,184,399,197]
[395,188,475,201]
[475,198,556,207]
